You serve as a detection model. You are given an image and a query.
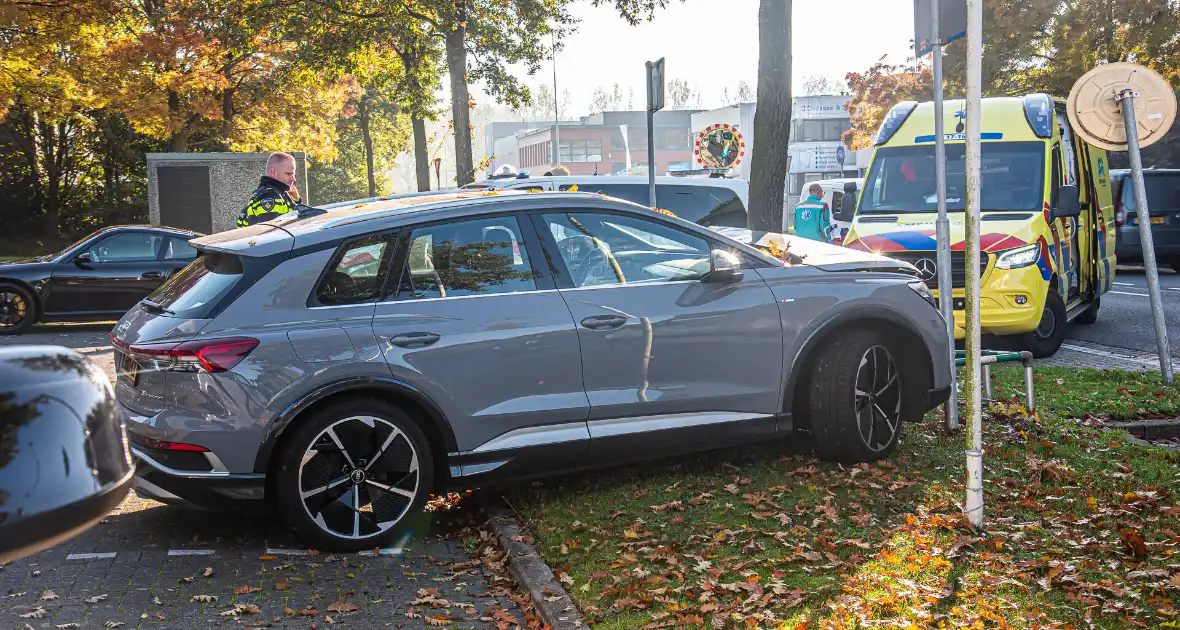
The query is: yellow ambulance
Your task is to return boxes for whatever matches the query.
[843,94,1115,357]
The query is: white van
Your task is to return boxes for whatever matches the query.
[463,175,750,228]
[785,177,862,245]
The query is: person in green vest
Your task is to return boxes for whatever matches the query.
[793,183,832,242]
[236,152,300,228]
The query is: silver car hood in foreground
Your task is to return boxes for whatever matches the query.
[711,227,919,275]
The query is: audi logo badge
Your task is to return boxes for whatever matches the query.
[915,258,937,281]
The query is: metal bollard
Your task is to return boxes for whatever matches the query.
[1021,351,1035,412]
[982,363,992,400]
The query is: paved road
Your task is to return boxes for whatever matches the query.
[1,325,522,630]
[1066,265,1180,358]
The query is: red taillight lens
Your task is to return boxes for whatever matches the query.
[141,438,209,452]
[128,337,258,373]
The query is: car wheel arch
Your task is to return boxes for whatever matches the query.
[784,309,934,425]
[255,377,457,484]
[0,278,43,314]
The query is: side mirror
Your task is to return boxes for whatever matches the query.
[707,249,742,283]
[1053,184,1082,219]
[74,252,92,266]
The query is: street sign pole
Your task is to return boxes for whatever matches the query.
[962,0,984,532]
[1118,90,1175,384]
[930,0,958,430]
[646,58,665,208]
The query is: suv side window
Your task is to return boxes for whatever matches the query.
[315,234,396,306]
[657,185,747,227]
[393,216,537,300]
[542,211,713,288]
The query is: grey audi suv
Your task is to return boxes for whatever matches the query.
[111,191,952,550]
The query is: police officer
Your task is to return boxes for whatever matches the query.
[236,152,299,227]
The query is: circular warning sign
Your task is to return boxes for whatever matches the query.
[694,124,746,169]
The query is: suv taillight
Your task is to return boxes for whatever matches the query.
[128,338,258,373]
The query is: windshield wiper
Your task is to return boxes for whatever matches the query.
[140,299,175,315]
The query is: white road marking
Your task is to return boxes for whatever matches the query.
[358,548,404,557]
[168,549,215,556]
[264,548,312,556]
[1113,282,1137,286]
[66,552,117,560]
[1110,291,1150,297]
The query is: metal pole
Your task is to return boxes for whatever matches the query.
[645,61,657,208]
[930,0,958,430]
[963,0,984,532]
[982,363,991,399]
[1118,89,1174,384]
[551,30,560,166]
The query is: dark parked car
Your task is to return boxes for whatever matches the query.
[0,346,133,563]
[0,225,202,334]
[1112,169,1180,271]
[112,190,950,550]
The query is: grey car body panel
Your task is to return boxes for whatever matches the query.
[113,190,953,504]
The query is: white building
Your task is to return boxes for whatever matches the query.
[689,95,871,202]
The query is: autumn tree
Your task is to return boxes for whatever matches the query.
[801,73,846,96]
[747,0,792,232]
[842,57,933,150]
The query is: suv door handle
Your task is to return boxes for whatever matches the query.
[389,332,441,348]
[141,271,165,280]
[580,315,627,330]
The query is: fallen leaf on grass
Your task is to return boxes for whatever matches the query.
[18,607,47,619]
[258,554,277,561]
[203,567,214,578]
[233,586,262,595]
[1127,568,1171,580]
[191,594,219,602]
[557,572,574,586]
[104,623,123,629]
[152,597,162,605]
[84,594,108,604]
[178,577,193,584]
[40,590,59,601]
[285,607,318,616]
[275,578,289,591]
[326,601,359,613]
[56,624,81,629]
[1121,529,1148,558]
[424,615,451,626]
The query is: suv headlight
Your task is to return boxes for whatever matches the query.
[908,281,936,307]
[995,243,1040,270]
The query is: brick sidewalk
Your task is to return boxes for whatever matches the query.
[1040,339,1180,372]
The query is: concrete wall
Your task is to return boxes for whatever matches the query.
[147,152,308,235]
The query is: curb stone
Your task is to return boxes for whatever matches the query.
[485,503,584,629]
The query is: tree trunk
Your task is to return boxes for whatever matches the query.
[445,25,474,187]
[38,119,60,240]
[747,0,792,232]
[168,90,187,152]
[413,117,431,192]
[220,54,235,144]
[358,96,376,197]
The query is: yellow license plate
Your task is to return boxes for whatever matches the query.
[1151,216,1165,224]
[120,353,138,386]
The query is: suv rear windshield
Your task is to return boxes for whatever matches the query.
[1121,173,1180,213]
[563,183,747,227]
[144,252,244,319]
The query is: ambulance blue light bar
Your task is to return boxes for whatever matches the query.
[875,101,919,146]
[1022,93,1054,138]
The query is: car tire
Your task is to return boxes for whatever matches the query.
[274,398,434,552]
[1016,289,1067,358]
[1073,296,1100,325]
[0,282,38,335]
[807,329,911,463]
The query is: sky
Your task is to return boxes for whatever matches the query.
[474,0,918,117]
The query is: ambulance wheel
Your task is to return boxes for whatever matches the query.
[1017,289,1067,358]
[1074,296,1100,325]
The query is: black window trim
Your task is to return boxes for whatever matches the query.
[377,210,556,304]
[306,229,401,308]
